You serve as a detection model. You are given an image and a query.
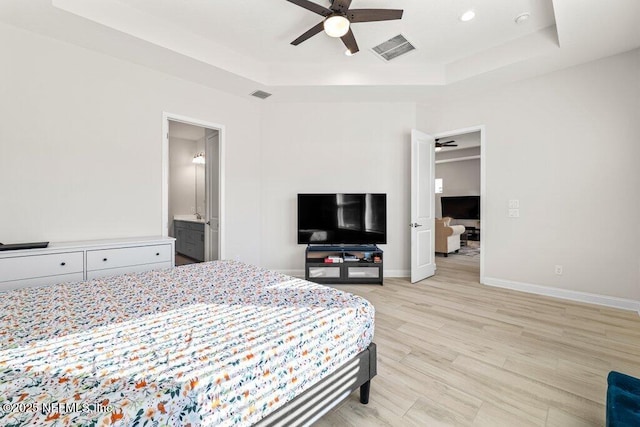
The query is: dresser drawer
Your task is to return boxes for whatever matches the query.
[0,273,85,292]
[87,244,172,271]
[86,262,172,280]
[0,252,84,283]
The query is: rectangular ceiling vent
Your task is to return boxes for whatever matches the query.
[250,90,272,100]
[372,34,415,62]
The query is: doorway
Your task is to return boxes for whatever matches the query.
[162,113,225,265]
[433,126,485,282]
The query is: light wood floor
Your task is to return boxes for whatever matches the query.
[315,253,640,426]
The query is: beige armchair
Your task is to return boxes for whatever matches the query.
[435,217,466,256]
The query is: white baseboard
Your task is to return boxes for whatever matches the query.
[385,270,409,278]
[273,269,409,279]
[483,277,640,312]
[275,270,638,312]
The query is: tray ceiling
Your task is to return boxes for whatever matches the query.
[0,0,638,101]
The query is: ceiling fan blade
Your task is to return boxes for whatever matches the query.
[286,0,332,17]
[341,28,359,54]
[440,140,456,145]
[331,0,353,13]
[291,21,325,45]
[348,9,403,23]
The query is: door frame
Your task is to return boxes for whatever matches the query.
[162,112,225,260]
[433,125,486,283]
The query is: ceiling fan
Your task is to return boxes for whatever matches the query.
[435,139,458,151]
[286,0,403,55]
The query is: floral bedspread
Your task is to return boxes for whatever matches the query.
[0,260,374,426]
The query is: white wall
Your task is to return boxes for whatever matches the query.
[2,20,638,306]
[194,136,206,216]
[418,48,640,302]
[0,23,262,265]
[168,136,199,237]
[260,102,416,276]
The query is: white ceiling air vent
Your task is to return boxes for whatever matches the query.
[372,34,415,62]
[250,90,272,99]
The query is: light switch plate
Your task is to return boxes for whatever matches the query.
[508,209,520,218]
[509,199,520,208]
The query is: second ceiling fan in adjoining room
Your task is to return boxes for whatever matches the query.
[435,139,458,152]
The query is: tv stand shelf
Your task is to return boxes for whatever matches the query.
[461,226,480,243]
[304,245,383,285]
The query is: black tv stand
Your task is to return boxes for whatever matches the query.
[461,226,480,244]
[304,245,383,285]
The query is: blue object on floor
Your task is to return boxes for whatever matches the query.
[607,371,640,427]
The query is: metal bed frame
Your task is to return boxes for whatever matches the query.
[257,342,377,426]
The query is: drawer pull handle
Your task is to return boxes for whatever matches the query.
[60,262,66,266]
[156,252,160,256]
[103,258,108,262]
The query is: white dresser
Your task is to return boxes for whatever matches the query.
[0,236,175,291]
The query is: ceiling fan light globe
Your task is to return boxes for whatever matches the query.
[324,15,350,38]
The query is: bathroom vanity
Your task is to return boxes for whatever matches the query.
[174,218,205,262]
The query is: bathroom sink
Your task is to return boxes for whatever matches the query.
[174,214,206,223]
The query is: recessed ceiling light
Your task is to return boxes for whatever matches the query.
[515,12,530,24]
[460,10,475,22]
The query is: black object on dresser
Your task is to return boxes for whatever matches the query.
[0,242,49,251]
[305,245,383,285]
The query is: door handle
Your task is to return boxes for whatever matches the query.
[410,223,423,228]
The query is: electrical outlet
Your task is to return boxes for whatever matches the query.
[555,265,563,275]
[509,199,520,209]
[508,209,520,218]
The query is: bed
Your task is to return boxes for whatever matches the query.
[0,260,376,426]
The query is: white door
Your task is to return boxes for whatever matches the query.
[204,129,219,261]
[410,129,436,283]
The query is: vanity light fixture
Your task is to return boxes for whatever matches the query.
[193,153,205,164]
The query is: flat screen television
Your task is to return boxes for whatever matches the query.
[441,196,480,220]
[298,193,387,245]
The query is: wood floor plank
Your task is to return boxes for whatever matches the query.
[317,254,640,426]
[403,395,478,427]
[472,402,545,427]
[545,407,598,427]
